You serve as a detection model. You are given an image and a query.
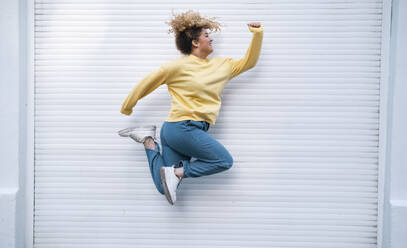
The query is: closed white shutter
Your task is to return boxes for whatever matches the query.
[34,1,387,247]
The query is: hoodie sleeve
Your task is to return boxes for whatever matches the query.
[226,25,264,79]
[120,65,168,115]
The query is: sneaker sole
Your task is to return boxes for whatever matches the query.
[118,125,156,137]
[159,167,174,205]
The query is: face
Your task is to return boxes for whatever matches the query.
[193,29,213,55]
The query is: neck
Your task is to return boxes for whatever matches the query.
[190,50,208,60]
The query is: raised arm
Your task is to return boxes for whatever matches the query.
[120,65,168,115]
[227,23,264,79]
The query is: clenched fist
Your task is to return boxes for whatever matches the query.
[247,22,261,28]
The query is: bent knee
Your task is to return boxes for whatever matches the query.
[221,153,234,170]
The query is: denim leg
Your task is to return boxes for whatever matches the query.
[163,120,234,178]
[144,122,191,194]
[144,142,165,194]
[160,122,191,168]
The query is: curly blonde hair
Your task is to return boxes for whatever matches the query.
[165,10,222,55]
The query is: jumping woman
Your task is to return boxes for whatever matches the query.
[118,10,263,205]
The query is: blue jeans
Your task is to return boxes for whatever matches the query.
[145,120,234,194]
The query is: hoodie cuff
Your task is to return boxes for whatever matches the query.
[120,108,132,115]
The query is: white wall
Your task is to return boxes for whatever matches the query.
[0,0,27,247]
[382,0,407,248]
[0,0,405,247]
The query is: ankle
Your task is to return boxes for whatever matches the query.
[143,137,155,150]
[174,167,184,179]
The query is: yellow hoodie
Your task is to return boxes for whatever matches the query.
[120,25,263,125]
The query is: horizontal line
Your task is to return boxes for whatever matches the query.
[33,224,377,233]
[34,3,382,7]
[32,229,378,238]
[35,0,382,2]
[33,195,378,203]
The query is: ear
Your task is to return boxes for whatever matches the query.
[192,39,199,48]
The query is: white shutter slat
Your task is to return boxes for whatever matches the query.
[34,1,385,248]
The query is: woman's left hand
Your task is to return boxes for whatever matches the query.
[248,22,261,28]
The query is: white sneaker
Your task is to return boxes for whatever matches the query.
[118,125,156,143]
[160,166,180,205]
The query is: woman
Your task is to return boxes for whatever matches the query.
[119,10,263,205]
